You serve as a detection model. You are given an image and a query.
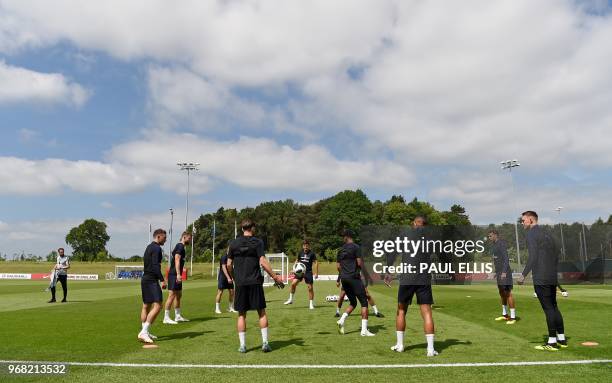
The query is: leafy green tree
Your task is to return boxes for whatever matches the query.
[46,250,58,262]
[65,219,110,262]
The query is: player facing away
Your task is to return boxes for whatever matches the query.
[284,239,318,309]
[215,250,236,314]
[48,247,69,303]
[487,230,517,324]
[336,229,375,337]
[386,216,438,356]
[518,211,567,351]
[227,219,284,353]
[163,231,191,324]
[334,275,384,318]
[138,228,167,344]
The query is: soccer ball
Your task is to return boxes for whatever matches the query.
[561,291,569,297]
[293,262,306,278]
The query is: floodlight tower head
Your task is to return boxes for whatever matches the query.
[555,206,564,213]
[177,162,200,171]
[500,159,520,170]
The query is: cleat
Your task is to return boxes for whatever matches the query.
[138,332,154,344]
[283,300,293,305]
[390,344,404,352]
[535,343,559,351]
[163,318,178,325]
[175,315,189,322]
[61,299,67,303]
[495,315,509,321]
[361,330,376,337]
[261,342,272,353]
[427,350,439,357]
[334,312,340,318]
[214,309,222,314]
[238,345,247,353]
[228,308,237,313]
[557,340,568,348]
[336,320,345,335]
[48,299,56,303]
[375,312,385,318]
[148,333,158,339]
[506,319,517,325]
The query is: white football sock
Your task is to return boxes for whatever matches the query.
[238,331,246,347]
[142,322,150,333]
[510,308,516,319]
[548,336,557,344]
[372,305,379,314]
[309,299,314,307]
[289,293,294,301]
[164,310,170,318]
[215,303,220,311]
[339,312,348,325]
[175,308,181,316]
[396,331,404,346]
[335,307,340,314]
[261,327,269,343]
[426,334,435,352]
[502,305,508,316]
[557,334,565,341]
[361,319,368,333]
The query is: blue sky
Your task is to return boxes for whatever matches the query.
[0,1,611,257]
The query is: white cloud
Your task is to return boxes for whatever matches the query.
[0,61,89,106]
[0,132,414,196]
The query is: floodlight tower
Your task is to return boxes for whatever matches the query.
[554,206,566,261]
[178,162,199,277]
[500,159,522,268]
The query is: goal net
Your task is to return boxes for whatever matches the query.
[114,265,144,280]
[263,252,289,287]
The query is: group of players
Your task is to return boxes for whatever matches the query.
[137,210,568,354]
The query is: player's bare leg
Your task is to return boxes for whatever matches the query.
[237,311,247,352]
[307,283,315,309]
[284,278,300,304]
[258,308,271,352]
[215,289,223,314]
[336,303,355,334]
[365,288,383,317]
[138,303,154,343]
[228,289,236,312]
[391,303,407,352]
[335,289,345,317]
[505,291,516,324]
[163,291,178,324]
[173,290,188,321]
[420,304,437,356]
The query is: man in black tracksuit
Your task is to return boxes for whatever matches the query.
[518,211,567,351]
[227,219,284,353]
[488,230,517,323]
[137,229,166,344]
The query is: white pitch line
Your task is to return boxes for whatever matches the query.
[1,359,611,369]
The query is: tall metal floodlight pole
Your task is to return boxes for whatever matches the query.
[178,162,199,276]
[168,208,174,267]
[211,220,216,277]
[555,207,566,261]
[500,159,522,268]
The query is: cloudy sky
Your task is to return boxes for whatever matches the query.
[1,0,611,258]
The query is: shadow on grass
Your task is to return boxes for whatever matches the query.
[187,316,222,323]
[404,338,472,354]
[345,324,386,335]
[157,331,213,341]
[245,338,306,352]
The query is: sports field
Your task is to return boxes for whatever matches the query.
[0,278,610,382]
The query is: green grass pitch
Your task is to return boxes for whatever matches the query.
[0,278,610,382]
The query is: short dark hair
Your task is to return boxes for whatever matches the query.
[302,239,310,245]
[181,231,192,238]
[57,247,64,252]
[414,215,428,224]
[241,219,255,231]
[521,210,539,220]
[153,228,167,237]
[342,229,355,238]
[488,229,499,235]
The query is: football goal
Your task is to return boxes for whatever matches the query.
[263,252,290,286]
[113,265,144,280]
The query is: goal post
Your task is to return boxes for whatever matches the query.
[263,252,289,286]
[114,265,144,280]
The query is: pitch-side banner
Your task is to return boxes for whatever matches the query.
[0,273,98,280]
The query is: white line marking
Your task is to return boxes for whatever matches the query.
[1,359,610,369]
